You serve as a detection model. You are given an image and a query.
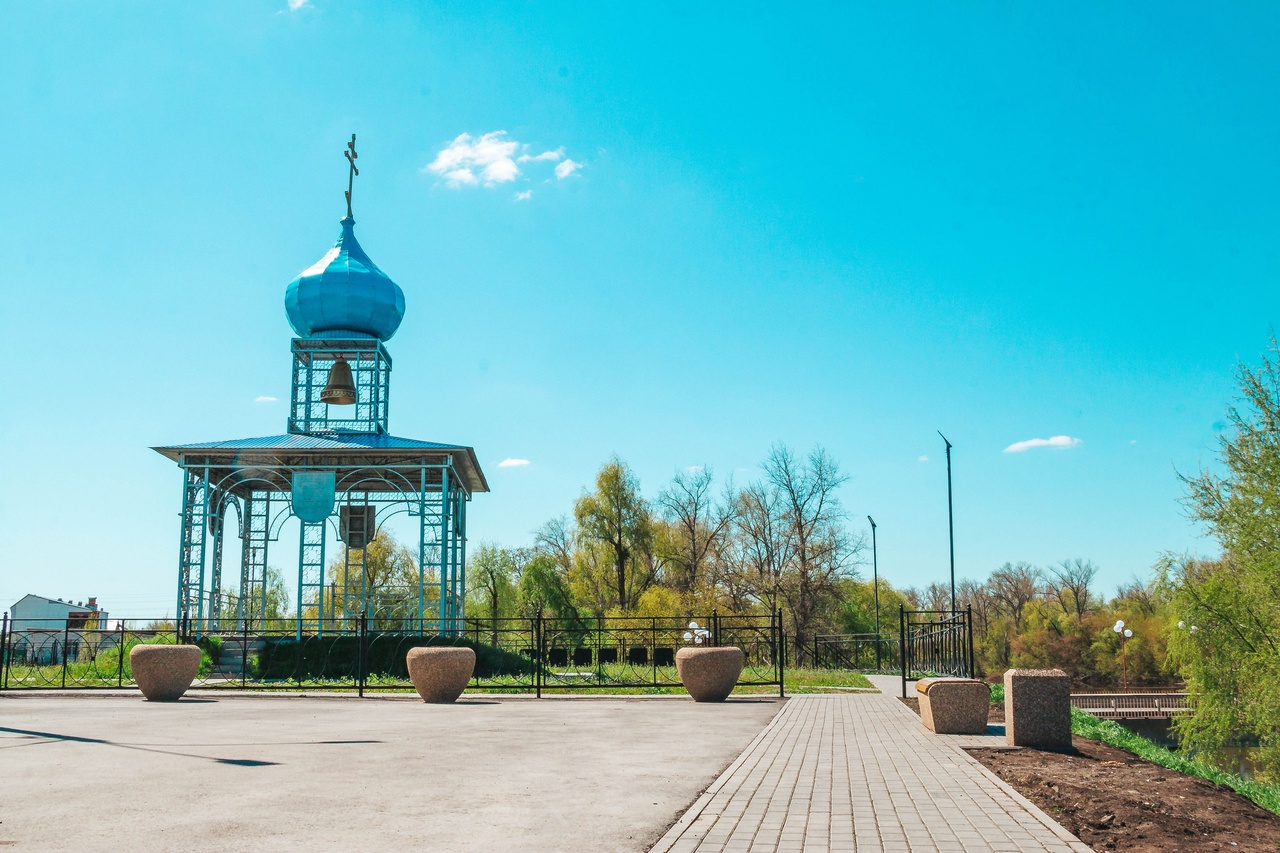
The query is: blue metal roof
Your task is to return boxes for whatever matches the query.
[283,216,406,342]
[155,433,464,452]
[152,433,489,492]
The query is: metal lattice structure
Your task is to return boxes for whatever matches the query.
[289,339,391,434]
[155,167,486,638]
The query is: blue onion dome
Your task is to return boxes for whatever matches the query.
[284,216,406,341]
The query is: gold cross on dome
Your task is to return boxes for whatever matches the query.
[344,134,359,218]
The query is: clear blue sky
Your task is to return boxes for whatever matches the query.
[3,3,1277,617]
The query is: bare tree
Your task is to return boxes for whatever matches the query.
[957,578,995,637]
[764,445,859,665]
[534,516,576,575]
[1048,558,1097,621]
[988,562,1042,631]
[734,480,793,616]
[923,582,952,613]
[656,467,736,595]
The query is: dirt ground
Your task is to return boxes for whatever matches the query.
[969,738,1280,852]
[900,696,1279,850]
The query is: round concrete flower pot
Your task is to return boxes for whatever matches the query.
[406,647,475,703]
[675,646,744,702]
[130,644,202,701]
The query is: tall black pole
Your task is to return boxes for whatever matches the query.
[939,431,956,614]
[867,515,880,671]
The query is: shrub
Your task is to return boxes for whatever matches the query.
[256,633,533,682]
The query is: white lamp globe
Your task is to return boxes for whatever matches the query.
[683,632,693,641]
[688,621,699,630]
[1123,629,1133,638]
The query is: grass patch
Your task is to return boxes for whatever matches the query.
[1071,707,1280,817]
[779,668,874,693]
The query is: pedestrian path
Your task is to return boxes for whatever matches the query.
[651,682,1089,853]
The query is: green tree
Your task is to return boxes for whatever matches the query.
[466,543,520,643]
[574,457,654,610]
[1172,337,1280,780]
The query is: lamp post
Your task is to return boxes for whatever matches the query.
[867,515,881,671]
[1113,620,1133,690]
[939,432,956,614]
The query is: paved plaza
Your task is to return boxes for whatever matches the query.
[1,683,1090,852]
[0,694,780,852]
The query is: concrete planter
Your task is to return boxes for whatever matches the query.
[916,677,990,734]
[406,647,475,703]
[675,646,744,702]
[131,645,202,701]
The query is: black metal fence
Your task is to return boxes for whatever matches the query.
[898,606,974,696]
[0,611,784,696]
[811,633,898,672]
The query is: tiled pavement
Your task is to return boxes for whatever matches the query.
[650,680,1090,853]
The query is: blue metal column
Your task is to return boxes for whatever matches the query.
[297,519,326,639]
[438,467,450,633]
[457,491,467,623]
[241,491,271,628]
[176,465,210,629]
[417,464,428,633]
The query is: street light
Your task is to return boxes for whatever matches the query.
[1113,620,1134,690]
[938,432,956,614]
[867,515,881,671]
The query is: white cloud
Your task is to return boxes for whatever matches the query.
[426,132,521,187]
[918,455,929,462]
[255,395,278,403]
[498,458,531,468]
[426,134,584,191]
[1003,435,1082,454]
[555,158,583,179]
[518,148,564,163]
[287,0,308,9]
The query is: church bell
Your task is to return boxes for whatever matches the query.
[319,355,357,405]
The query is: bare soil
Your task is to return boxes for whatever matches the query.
[899,695,1280,850]
[969,738,1280,851]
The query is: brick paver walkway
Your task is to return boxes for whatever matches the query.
[651,689,1090,853]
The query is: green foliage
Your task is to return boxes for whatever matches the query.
[1171,337,1280,782]
[573,457,654,610]
[256,634,533,682]
[1072,708,1280,817]
[195,636,223,676]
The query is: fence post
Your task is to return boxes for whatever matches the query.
[966,605,975,679]
[534,609,543,699]
[0,613,8,690]
[651,616,657,687]
[61,621,70,689]
[898,604,907,698]
[358,612,367,698]
[117,622,126,687]
[777,609,786,698]
[241,617,249,689]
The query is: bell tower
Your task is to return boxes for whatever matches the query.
[283,135,403,436]
[155,134,486,638]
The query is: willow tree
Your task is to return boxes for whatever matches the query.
[573,457,654,610]
[1172,337,1280,781]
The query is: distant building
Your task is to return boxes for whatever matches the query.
[6,594,112,665]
